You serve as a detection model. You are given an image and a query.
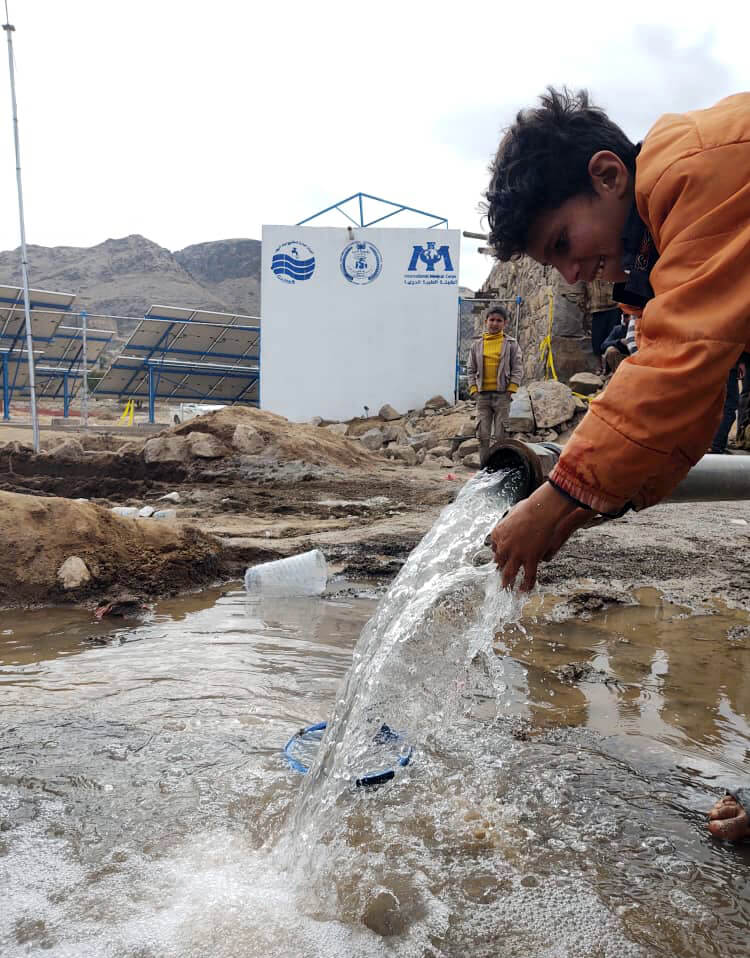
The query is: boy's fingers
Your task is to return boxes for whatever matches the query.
[501,557,521,590]
[520,560,538,593]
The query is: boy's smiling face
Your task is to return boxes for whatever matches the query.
[525,150,634,285]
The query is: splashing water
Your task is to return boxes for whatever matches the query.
[280,469,650,957]
[294,468,524,810]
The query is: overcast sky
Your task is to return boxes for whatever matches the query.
[0,0,748,292]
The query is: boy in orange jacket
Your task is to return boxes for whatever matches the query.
[485,88,750,842]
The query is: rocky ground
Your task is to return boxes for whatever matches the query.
[0,394,747,611]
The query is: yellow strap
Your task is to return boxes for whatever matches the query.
[539,290,558,381]
[119,399,135,426]
[538,290,593,403]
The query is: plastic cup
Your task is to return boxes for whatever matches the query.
[244,549,327,597]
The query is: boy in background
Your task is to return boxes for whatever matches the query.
[467,306,523,466]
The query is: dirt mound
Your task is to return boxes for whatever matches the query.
[0,491,222,607]
[168,406,375,469]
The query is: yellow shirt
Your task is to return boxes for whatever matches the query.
[481,332,504,391]
[469,333,518,395]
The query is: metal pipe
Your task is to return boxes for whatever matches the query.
[486,440,750,505]
[484,439,561,498]
[666,454,750,502]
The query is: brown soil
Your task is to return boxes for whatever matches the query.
[1,405,748,612]
[0,491,222,607]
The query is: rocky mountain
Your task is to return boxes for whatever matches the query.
[174,239,261,319]
[0,235,261,337]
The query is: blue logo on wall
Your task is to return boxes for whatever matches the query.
[404,241,457,287]
[271,241,316,284]
[340,241,382,285]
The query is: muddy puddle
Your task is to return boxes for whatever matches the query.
[1,583,750,956]
[499,588,750,780]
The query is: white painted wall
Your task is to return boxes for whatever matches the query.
[260,225,460,422]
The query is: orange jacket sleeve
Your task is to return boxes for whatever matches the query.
[550,103,750,514]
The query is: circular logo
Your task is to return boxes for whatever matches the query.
[271,240,316,284]
[340,241,382,285]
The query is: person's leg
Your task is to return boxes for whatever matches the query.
[604,346,625,374]
[476,392,493,466]
[491,392,511,446]
[710,367,739,453]
[736,372,750,446]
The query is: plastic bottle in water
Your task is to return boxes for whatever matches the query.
[244,549,327,597]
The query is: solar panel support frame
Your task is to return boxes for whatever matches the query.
[2,352,8,421]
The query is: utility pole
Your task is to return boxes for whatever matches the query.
[3,14,40,451]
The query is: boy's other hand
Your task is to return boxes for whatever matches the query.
[708,795,750,842]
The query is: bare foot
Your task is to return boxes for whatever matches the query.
[707,795,750,842]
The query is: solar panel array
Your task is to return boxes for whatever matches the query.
[35,325,113,399]
[95,305,260,407]
[0,284,80,400]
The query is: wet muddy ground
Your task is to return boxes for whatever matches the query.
[2,577,749,957]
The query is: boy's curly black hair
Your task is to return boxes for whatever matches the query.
[484,87,637,261]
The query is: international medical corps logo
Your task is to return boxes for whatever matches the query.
[404,240,457,287]
[340,241,382,285]
[271,240,316,284]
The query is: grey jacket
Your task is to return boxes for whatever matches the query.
[467,334,523,392]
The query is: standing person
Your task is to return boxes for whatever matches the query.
[710,364,740,454]
[467,306,523,466]
[733,355,750,449]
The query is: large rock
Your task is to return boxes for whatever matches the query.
[456,438,480,457]
[548,335,600,382]
[528,380,576,429]
[423,395,450,410]
[57,556,91,590]
[507,391,535,433]
[47,438,85,461]
[378,403,402,421]
[385,445,417,466]
[569,371,604,396]
[428,443,453,458]
[382,423,407,444]
[143,435,191,465]
[463,454,482,470]
[232,423,265,455]
[325,423,349,437]
[359,428,384,451]
[548,294,585,336]
[186,432,229,459]
[407,433,436,453]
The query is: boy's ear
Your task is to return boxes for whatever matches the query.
[588,150,630,198]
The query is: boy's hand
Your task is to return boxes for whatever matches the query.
[490,483,589,591]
